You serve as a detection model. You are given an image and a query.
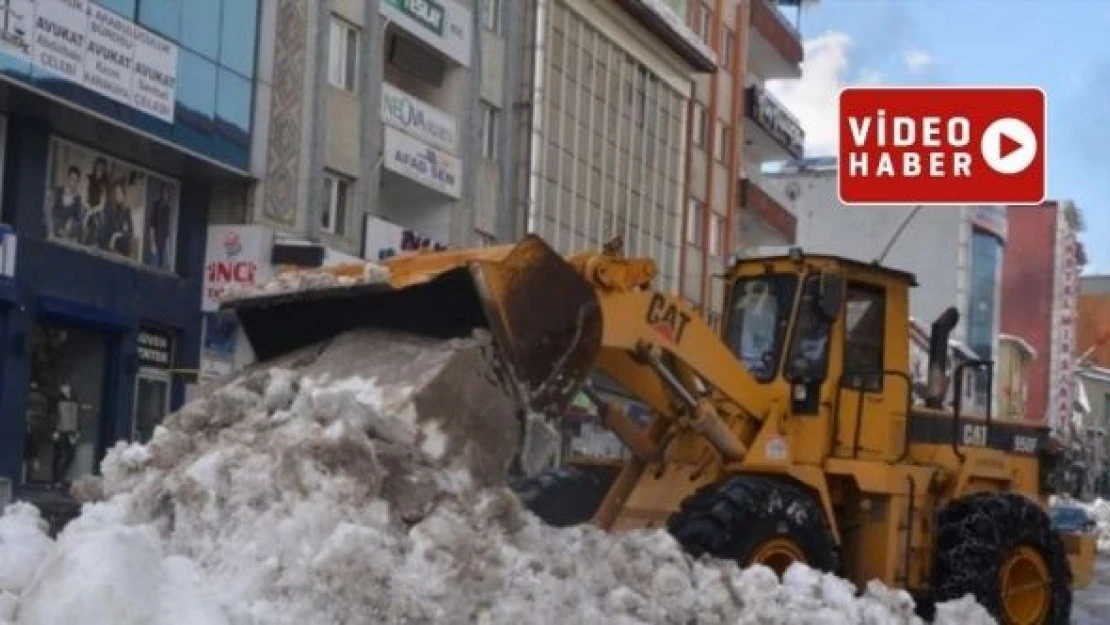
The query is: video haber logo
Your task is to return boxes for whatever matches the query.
[837,87,1046,205]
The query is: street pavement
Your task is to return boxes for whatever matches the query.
[1073,554,1110,624]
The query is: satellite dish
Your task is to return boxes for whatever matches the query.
[785,181,801,202]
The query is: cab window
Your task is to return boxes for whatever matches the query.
[843,283,886,392]
[724,274,797,382]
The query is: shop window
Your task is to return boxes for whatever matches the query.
[322,172,350,236]
[44,137,181,273]
[133,327,175,443]
[329,16,360,91]
[23,321,109,487]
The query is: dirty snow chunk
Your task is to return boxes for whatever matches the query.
[0,591,16,622]
[0,503,52,595]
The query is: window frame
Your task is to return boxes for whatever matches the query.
[481,0,500,33]
[692,102,708,147]
[721,26,734,69]
[686,198,705,247]
[841,281,887,393]
[715,121,730,164]
[328,15,360,91]
[321,172,351,235]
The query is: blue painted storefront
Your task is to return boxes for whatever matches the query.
[0,117,208,506]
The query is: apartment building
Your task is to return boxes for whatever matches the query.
[680,0,805,323]
[1001,201,1087,429]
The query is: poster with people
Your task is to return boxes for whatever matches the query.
[43,137,179,271]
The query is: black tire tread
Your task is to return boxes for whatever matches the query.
[666,474,841,574]
[931,491,1072,625]
[511,465,609,527]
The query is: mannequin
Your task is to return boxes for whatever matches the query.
[51,384,79,488]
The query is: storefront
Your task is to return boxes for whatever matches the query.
[0,0,264,524]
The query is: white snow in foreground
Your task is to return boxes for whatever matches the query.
[0,331,996,624]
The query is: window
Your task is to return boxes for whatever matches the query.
[481,0,500,32]
[686,198,704,246]
[715,121,730,164]
[785,275,834,385]
[321,173,350,235]
[220,0,260,77]
[721,27,734,69]
[181,0,220,59]
[725,274,798,382]
[178,49,218,123]
[843,283,886,392]
[696,2,712,39]
[139,0,182,40]
[97,0,137,18]
[133,327,175,444]
[709,212,724,257]
[328,17,359,91]
[481,101,499,159]
[968,228,1002,360]
[692,102,708,147]
[216,68,253,145]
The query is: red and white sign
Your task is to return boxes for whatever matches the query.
[837,86,1047,205]
[202,225,273,312]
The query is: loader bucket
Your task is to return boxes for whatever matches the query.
[220,235,604,416]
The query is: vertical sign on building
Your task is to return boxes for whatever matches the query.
[1048,209,1079,432]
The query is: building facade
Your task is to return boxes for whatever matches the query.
[996,334,1036,422]
[1077,275,1110,368]
[679,0,803,323]
[1001,201,1086,429]
[0,0,265,521]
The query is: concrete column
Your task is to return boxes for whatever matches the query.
[359,0,385,257]
[306,0,334,240]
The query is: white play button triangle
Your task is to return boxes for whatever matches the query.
[980,118,1038,175]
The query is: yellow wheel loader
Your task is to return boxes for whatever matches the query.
[222,234,1095,625]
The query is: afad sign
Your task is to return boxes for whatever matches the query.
[202,225,273,312]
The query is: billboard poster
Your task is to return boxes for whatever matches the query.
[202,225,273,312]
[43,136,179,271]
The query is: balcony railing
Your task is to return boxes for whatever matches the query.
[750,0,803,69]
[745,84,805,159]
[739,177,797,241]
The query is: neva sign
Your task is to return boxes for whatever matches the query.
[381,83,457,153]
[380,0,471,67]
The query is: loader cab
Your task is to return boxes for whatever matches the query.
[724,250,916,462]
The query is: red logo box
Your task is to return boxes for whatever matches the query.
[837,86,1046,205]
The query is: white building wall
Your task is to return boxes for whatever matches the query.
[764,169,967,330]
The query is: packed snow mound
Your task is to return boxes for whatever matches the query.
[0,330,996,624]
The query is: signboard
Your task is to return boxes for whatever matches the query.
[382,125,462,199]
[202,225,273,312]
[362,214,446,261]
[44,136,180,271]
[380,0,472,67]
[1048,218,1079,431]
[137,326,174,369]
[750,84,804,159]
[0,0,178,122]
[837,87,1046,206]
[381,83,458,153]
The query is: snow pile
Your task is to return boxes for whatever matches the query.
[0,330,996,624]
[1080,499,1110,551]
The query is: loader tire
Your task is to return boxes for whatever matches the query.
[932,491,1071,625]
[666,475,840,576]
[511,465,614,527]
